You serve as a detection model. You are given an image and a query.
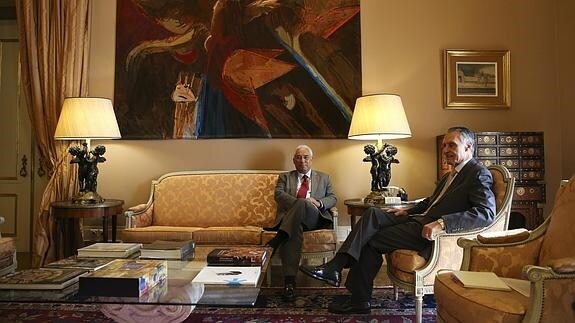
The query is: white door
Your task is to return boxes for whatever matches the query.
[0,25,33,252]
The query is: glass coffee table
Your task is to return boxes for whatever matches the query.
[0,252,271,322]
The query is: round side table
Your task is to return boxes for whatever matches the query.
[51,199,124,257]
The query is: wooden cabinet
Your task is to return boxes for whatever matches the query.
[437,132,545,230]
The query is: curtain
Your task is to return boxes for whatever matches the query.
[16,0,91,267]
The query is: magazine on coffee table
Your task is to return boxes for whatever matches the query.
[140,240,195,260]
[0,268,87,290]
[45,256,115,271]
[77,243,142,258]
[192,266,261,286]
[206,247,268,266]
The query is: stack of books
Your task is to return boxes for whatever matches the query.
[206,247,268,266]
[45,256,115,271]
[0,268,87,290]
[78,259,167,297]
[140,240,195,260]
[77,243,142,258]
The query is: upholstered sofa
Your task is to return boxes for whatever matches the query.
[121,170,338,261]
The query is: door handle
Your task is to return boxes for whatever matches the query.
[20,155,28,177]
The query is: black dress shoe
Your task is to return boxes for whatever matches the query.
[299,264,341,287]
[283,282,296,301]
[328,298,371,314]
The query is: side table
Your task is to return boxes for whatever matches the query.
[344,198,413,228]
[51,199,124,257]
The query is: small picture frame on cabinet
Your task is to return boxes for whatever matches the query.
[444,50,511,109]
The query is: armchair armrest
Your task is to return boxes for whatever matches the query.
[519,261,575,323]
[477,228,530,244]
[329,207,338,231]
[124,203,154,228]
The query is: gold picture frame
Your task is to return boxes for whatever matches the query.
[444,50,510,109]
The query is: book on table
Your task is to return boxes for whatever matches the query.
[0,268,87,290]
[44,256,115,271]
[192,266,261,286]
[140,240,195,260]
[206,247,268,266]
[451,271,512,291]
[76,242,142,258]
[78,259,167,297]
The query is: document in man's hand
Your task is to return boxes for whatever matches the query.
[451,271,511,291]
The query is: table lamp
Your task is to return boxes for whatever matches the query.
[348,94,411,205]
[54,97,121,204]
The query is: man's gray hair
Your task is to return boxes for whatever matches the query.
[295,144,313,157]
[448,126,475,149]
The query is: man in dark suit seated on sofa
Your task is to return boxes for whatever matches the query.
[300,126,496,314]
[265,144,337,301]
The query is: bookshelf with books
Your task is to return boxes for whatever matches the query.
[79,259,167,297]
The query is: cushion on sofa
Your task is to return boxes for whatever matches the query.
[122,226,197,243]
[192,226,263,245]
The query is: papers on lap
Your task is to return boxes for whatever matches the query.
[0,268,87,290]
[77,243,142,258]
[192,266,261,286]
[451,271,512,291]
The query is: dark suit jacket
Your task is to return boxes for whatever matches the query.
[272,170,337,227]
[407,158,496,233]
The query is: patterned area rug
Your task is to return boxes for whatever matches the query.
[0,287,436,322]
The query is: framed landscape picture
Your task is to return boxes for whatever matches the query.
[444,50,510,109]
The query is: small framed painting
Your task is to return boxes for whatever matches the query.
[444,50,510,109]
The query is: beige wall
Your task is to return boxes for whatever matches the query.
[557,0,575,178]
[89,0,566,225]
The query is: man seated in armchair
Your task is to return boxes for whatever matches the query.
[301,126,496,314]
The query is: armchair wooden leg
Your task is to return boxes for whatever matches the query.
[415,295,423,323]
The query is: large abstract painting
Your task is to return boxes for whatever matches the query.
[114,0,361,139]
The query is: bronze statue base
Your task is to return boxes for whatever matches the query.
[364,186,406,206]
[72,191,104,205]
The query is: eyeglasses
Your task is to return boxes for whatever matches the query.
[293,155,311,161]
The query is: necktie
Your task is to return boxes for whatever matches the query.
[297,175,309,198]
[424,170,457,214]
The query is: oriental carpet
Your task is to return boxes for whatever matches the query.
[0,287,435,322]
